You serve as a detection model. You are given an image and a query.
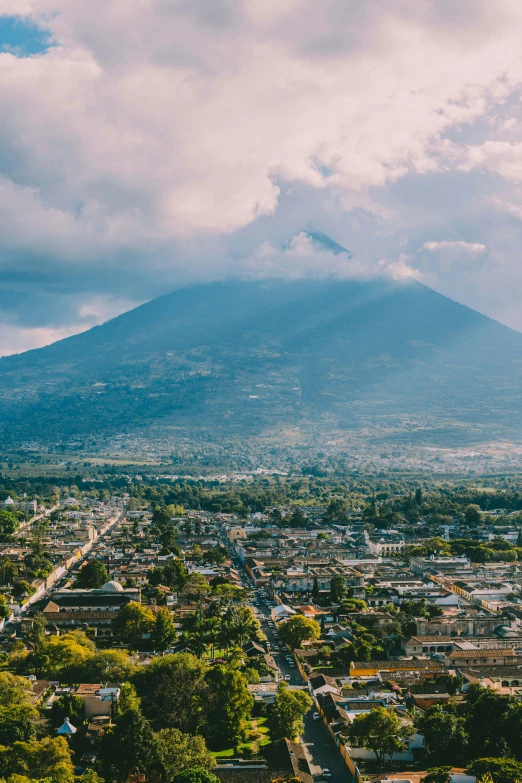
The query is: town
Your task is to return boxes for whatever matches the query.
[0,473,521,783]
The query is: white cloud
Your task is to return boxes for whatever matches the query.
[462,141,522,183]
[0,322,89,357]
[2,1,522,346]
[0,0,522,246]
[422,240,486,255]
[239,233,421,282]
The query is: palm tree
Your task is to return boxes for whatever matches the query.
[232,607,255,648]
[205,617,220,659]
[219,621,236,653]
[186,628,208,659]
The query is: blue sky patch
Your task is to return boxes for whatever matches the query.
[0,15,53,56]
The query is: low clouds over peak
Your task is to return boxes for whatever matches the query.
[1,1,522,350]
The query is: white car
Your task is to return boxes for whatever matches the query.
[284,674,291,681]
[323,770,332,780]
[313,712,320,721]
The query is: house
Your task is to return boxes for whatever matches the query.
[447,648,518,667]
[247,682,278,703]
[75,684,120,717]
[408,684,451,708]
[403,636,454,656]
[271,604,296,623]
[367,537,405,556]
[350,659,446,677]
[308,673,340,698]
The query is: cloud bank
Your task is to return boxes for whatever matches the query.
[1,1,522,351]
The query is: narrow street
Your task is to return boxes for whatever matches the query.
[302,711,352,781]
[219,523,352,780]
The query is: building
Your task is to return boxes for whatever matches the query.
[41,581,140,635]
[447,648,518,667]
[349,659,446,677]
[3,496,37,514]
[411,556,471,575]
[75,684,120,717]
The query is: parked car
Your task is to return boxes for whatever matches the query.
[322,770,332,779]
[313,712,320,721]
[285,674,291,681]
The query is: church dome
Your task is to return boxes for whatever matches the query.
[101,580,124,592]
[495,625,518,638]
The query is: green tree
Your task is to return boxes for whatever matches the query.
[163,560,188,591]
[325,498,349,523]
[347,706,409,763]
[205,548,227,566]
[465,504,483,525]
[74,560,109,589]
[0,596,10,621]
[204,618,220,659]
[467,758,522,783]
[112,602,155,649]
[99,706,155,783]
[312,577,319,601]
[153,608,178,652]
[25,614,48,679]
[421,767,452,783]
[417,705,468,762]
[464,684,519,758]
[0,736,75,783]
[153,506,173,526]
[204,666,253,747]
[118,682,142,714]
[152,729,214,780]
[0,674,33,708]
[134,653,209,733]
[0,704,38,745]
[330,575,347,603]
[278,616,320,651]
[11,582,34,601]
[0,510,20,538]
[81,649,135,682]
[148,567,164,586]
[231,606,259,647]
[288,509,307,529]
[271,683,312,741]
[45,632,95,679]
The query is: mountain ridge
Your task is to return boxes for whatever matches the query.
[1,275,522,448]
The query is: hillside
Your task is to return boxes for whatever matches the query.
[1,277,522,448]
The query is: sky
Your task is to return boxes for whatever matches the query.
[1,1,522,355]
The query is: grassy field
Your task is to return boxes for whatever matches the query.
[211,717,272,758]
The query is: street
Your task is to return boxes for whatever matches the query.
[302,711,351,781]
[220,524,352,780]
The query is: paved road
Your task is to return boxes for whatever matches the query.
[302,711,352,781]
[255,596,351,780]
[219,523,352,781]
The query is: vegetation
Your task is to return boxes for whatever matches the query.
[347,706,410,763]
[74,560,109,589]
[278,616,321,651]
[271,684,312,741]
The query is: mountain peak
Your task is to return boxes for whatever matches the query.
[302,230,352,257]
